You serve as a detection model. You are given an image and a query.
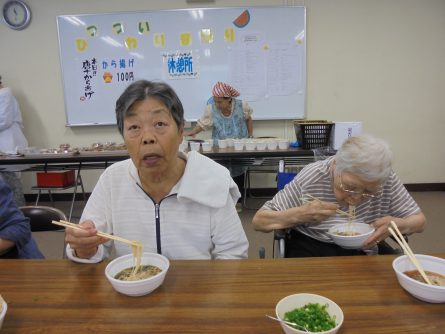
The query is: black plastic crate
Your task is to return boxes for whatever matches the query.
[294,120,334,149]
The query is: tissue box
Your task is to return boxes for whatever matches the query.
[330,122,362,150]
[36,170,75,187]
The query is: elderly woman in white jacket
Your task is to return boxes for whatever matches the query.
[65,80,248,262]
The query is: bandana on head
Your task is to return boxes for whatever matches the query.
[212,82,240,98]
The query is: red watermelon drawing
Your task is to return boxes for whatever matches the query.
[233,10,250,28]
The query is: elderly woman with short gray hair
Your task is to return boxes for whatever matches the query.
[252,134,426,257]
[65,80,248,262]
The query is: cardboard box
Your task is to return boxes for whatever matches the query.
[330,122,363,150]
[36,170,75,187]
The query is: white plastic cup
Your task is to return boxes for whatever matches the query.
[245,140,256,151]
[278,140,289,150]
[267,140,278,150]
[234,140,244,151]
[189,142,201,151]
[256,141,266,151]
[201,142,212,152]
[218,139,228,149]
[226,138,234,147]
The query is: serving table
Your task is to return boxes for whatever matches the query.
[1,255,444,333]
[0,148,321,204]
[0,147,318,171]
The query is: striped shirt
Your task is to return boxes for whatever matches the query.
[262,156,421,243]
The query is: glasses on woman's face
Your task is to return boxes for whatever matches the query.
[338,174,383,199]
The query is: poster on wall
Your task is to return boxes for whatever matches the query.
[57,6,306,125]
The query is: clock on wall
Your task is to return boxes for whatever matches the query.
[2,0,31,30]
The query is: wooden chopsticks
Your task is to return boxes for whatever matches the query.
[301,194,353,218]
[51,220,140,247]
[388,220,432,285]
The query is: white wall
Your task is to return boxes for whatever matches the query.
[1,0,444,192]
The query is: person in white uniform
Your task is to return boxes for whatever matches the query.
[65,80,248,262]
[0,75,28,206]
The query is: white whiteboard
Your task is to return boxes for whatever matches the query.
[57,6,306,126]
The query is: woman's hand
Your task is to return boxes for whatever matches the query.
[297,200,339,225]
[361,216,391,249]
[363,213,426,249]
[65,220,108,259]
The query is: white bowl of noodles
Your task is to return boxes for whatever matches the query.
[392,254,445,303]
[105,252,170,297]
[327,222,374,249]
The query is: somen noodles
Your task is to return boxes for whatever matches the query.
[114,241,163,281]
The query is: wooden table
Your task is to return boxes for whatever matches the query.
[1,255,443,333]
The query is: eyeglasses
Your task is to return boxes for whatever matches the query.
[338,174,383,199]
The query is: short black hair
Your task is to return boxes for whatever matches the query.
[115,80,184,136]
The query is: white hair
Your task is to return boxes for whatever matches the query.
[334,134,393,182]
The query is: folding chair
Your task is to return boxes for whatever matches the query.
[20,205,68,258]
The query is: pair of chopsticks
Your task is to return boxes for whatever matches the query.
[301,194,353,218]
[388,221,432,285]
[51,220,140,247]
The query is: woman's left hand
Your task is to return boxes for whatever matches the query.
[362,216,398,249]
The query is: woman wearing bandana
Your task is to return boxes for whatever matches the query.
[185,81,253,140]
[185,82,254,211]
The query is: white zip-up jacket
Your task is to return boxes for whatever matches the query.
[67,151,248,262]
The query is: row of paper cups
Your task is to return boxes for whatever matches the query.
[180,138,290,152]
[230,138,290,151]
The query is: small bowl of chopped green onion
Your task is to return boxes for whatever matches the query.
[275,293,344,334]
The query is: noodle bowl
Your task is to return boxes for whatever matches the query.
[328,221,374,249]
[392,254,445,303]
[105,252,170,297]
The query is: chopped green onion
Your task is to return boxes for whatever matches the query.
[284,303,336,332]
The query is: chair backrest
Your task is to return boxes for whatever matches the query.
[277,172,297,191]
[273,162,298,258]
[20,206,67,232]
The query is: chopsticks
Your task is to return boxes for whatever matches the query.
[301,194,352,218]
[388,221,432,285]
[51,220,140,247]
